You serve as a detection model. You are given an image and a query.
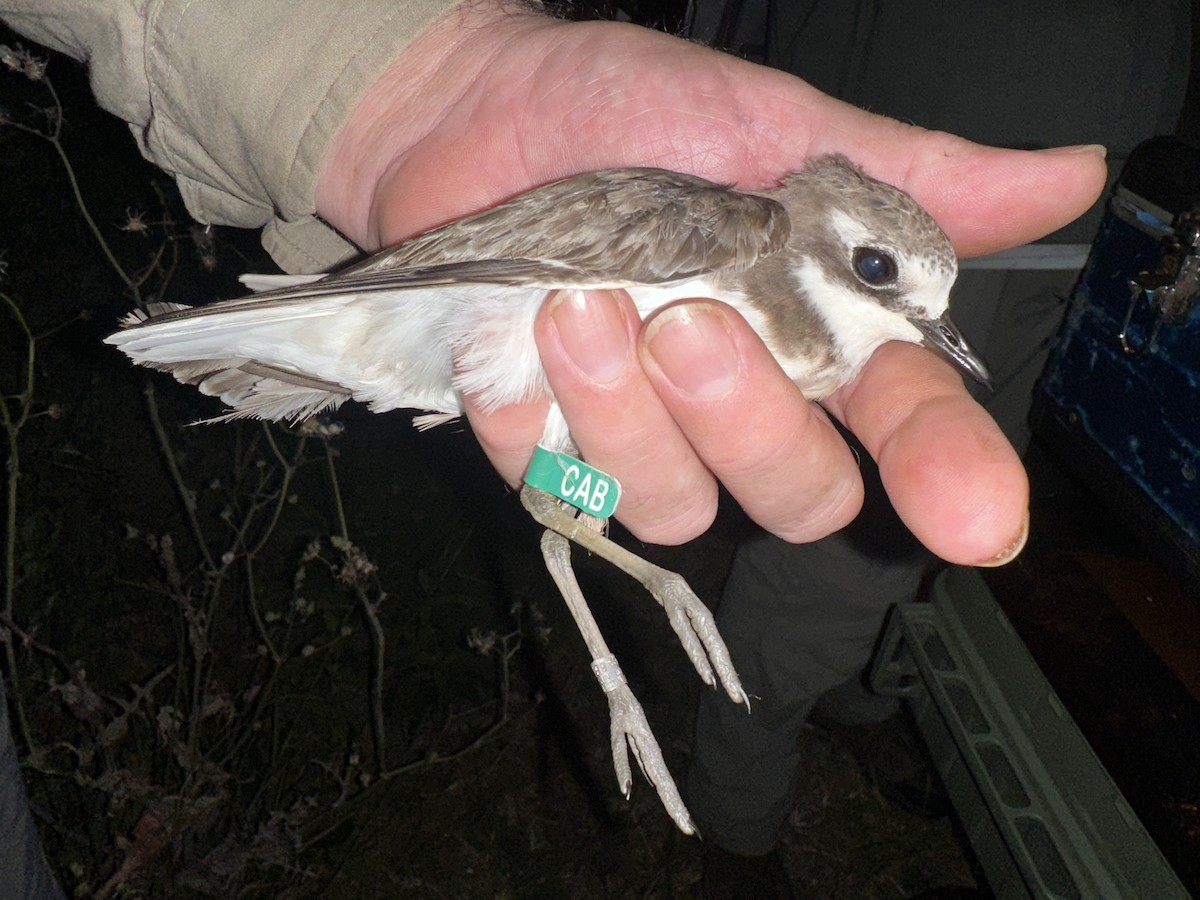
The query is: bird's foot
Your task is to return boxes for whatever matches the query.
[592,653,696,835]
[642,567,750,711]
[536,525,699,833]
[521,485,749,709]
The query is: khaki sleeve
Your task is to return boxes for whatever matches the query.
[2,0,465,273]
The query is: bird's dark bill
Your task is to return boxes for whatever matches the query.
[913,313,993,389]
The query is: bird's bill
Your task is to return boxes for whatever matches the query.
[912,313,993,389]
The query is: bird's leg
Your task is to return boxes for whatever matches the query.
[521,484,748,709]
[537,523,696,834]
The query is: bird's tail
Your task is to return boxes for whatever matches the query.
[105,296,355,422]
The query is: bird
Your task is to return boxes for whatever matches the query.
[105,154,988,835]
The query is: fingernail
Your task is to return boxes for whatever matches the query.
[547,290,630,384]
[1038,143,1107,159]
[643,303,738,400]
[977,509,1029,567]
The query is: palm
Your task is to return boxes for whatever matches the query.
[371,20,1100,257]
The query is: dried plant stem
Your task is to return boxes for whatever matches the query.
[239,425,307,667]
[143,381,216,572]
[300,701,526,852]
[7,78,141,304]
[252,425,305,559]
[0,614,70,674]
[217,426,312,768]
[1,291,37,753]
[323,443,388,774]
[324,441,350,544]
[360,587,388,775]
[47,136,138,301]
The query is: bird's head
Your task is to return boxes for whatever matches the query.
[766,156,991,391]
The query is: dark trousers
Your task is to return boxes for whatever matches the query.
[0,673,65,900]
[686,268,1078,853]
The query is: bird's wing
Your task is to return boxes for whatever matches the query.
[341,167,792,285]
[107,168,790,423]
[115,168,792,328]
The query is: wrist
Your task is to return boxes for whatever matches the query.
[315,0,554,250]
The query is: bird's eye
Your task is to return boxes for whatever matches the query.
[852,248,897,286]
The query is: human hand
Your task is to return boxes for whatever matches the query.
[315,2,1107,566]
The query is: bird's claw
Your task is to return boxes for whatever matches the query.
[651,572,750,710]
[605,681,696,835]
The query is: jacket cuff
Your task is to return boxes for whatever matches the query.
[143,0,464,272]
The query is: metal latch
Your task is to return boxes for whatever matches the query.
[1119,213,1200,355]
